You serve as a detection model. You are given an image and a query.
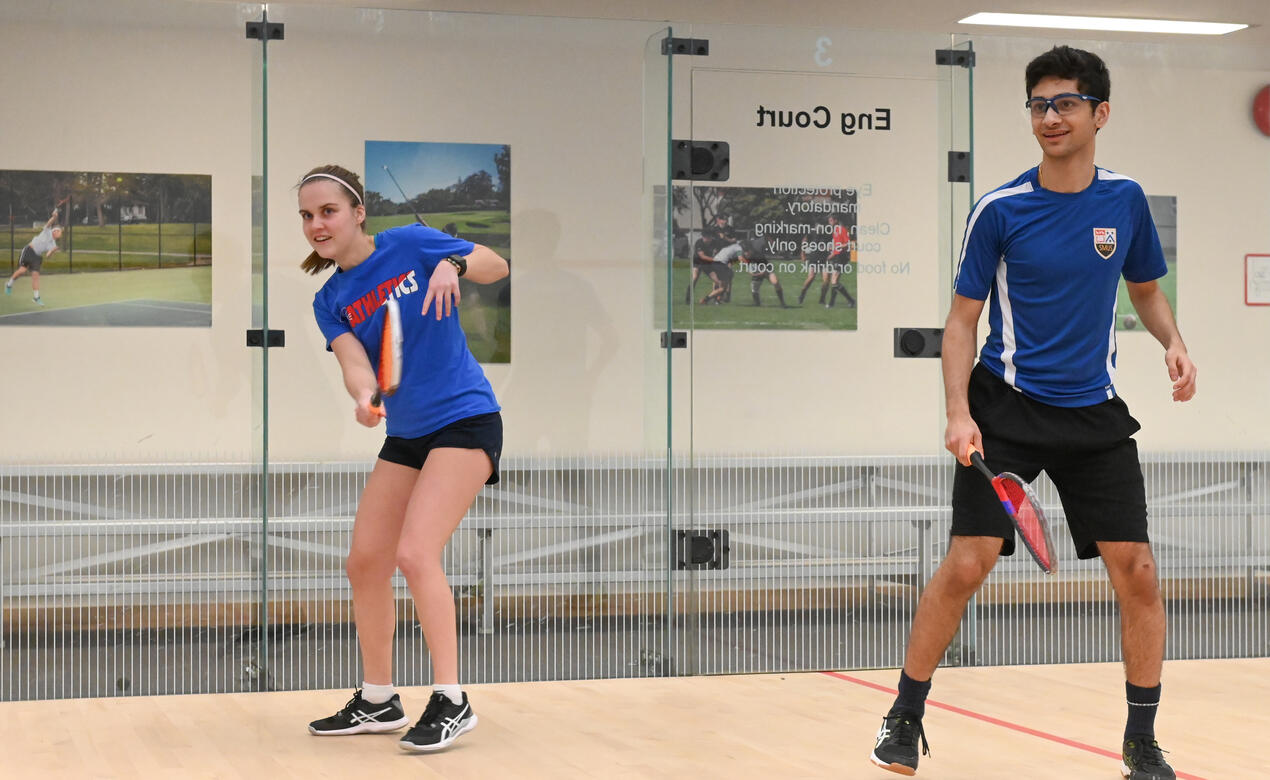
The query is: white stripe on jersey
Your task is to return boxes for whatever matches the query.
[955,181,1032,388]
[996,259,1018,386]
[1097,169,1137,184]
[952,182,1033,291]
[1105,310,1118,399]
[1099,167,1136,398]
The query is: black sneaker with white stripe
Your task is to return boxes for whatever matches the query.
[399,691,478,752]
[870,711,930,776]
[308,690,410,735]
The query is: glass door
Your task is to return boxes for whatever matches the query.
[671,24,972,675]
[257,5,681,690]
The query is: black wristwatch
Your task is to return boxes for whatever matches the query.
[443,254,467,276]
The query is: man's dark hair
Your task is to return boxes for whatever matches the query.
[1025,45,1110,103]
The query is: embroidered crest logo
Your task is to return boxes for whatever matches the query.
[1093,228,1117,260]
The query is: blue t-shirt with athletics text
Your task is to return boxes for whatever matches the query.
[312,223,500,437]
[953,167,1168,408]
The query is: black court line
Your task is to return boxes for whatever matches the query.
[0,299,210,327]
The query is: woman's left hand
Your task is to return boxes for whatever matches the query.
[422,260,461,320]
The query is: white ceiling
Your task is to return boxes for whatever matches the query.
[296,0,1270,47]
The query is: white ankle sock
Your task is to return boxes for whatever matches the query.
[434,684,463,705]
[361,681,395,704]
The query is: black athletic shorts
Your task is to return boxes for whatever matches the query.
[378,411,502,485]
[951,363,1148,559]
[705,261,733,282]
[827,253,850,274]
[19,246,42,272]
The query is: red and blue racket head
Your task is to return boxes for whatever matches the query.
[370,296,402,418]
[966,445,1057,574]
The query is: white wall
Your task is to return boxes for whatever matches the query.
[1,5,1266,464]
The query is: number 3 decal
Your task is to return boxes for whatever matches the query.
[814,36,832,67]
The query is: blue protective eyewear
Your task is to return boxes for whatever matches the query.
[1025,93,1103,118]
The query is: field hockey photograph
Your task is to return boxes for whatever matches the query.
[363,141,511,362]
[0,168,211,327]
[672,185,860,330]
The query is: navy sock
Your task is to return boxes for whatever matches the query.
[890,670,932,720]
[1125,682,1161,740]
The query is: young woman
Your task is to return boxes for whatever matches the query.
[298,164,508,752]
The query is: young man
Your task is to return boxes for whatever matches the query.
[824,213,856,308]
[798,213,855,307]
[6,206,61,305]
[686,218,731,305]
[868,46,1196,780]
[736,240,788,308]
[693,216,735,306]
[709,212,739,303]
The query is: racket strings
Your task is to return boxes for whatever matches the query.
[1001,479,1055,569]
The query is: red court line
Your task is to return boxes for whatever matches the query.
[823,670,1207,780]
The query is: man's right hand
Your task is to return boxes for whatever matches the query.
[945,412,983,466]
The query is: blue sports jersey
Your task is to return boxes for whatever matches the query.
[313,223,500,437]
[953,167,1167,407]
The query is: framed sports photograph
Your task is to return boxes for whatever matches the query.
[671,184,861,331]
[1114,195,1178,331]
[364,141,511,363]
[1,168,212,327]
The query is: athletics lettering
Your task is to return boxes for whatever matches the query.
[345,271,420,326]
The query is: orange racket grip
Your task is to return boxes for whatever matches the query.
[966,445,997,482]
[369,390,386,419]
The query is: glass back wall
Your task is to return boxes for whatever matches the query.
[668,23,966,675]
[257,5,678,690]
[0,0,268,700]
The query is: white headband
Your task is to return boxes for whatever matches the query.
[301,172,362,205]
